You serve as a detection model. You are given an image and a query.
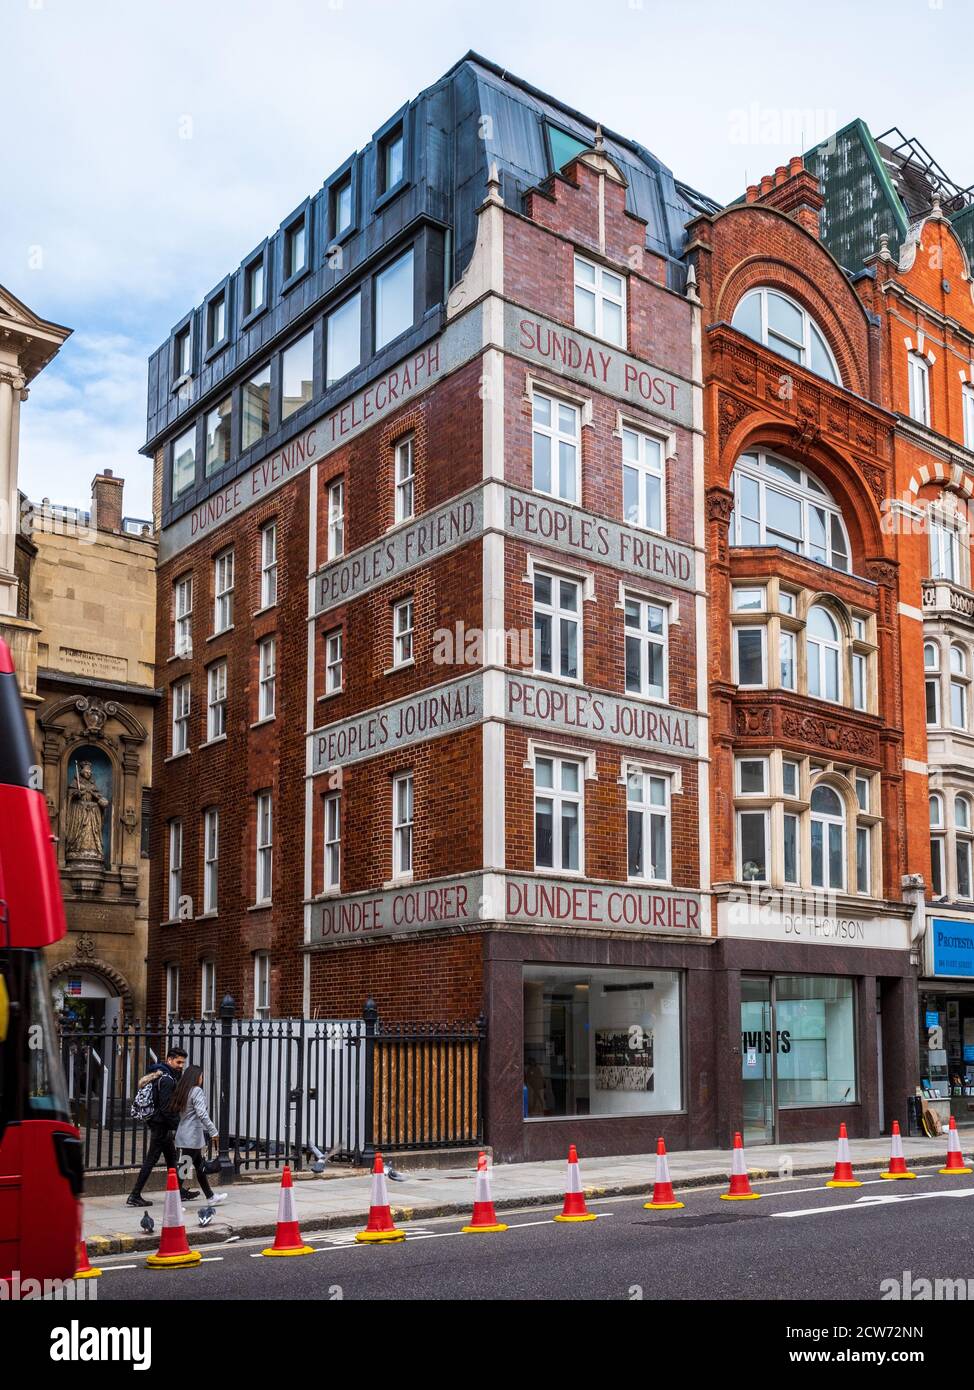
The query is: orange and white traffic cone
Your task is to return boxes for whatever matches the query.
[462,1152,508,1233]
[825,1122,862,1188]
[720,1131,761,1200]
[553,1144,597,1222]
[73,1240,101,1280]
[262,1164,314,1256]
[355,1152,405,1243]
[145,1168,202,1267]
[644,1137,684,1210]
[880,1120,917,1180]
[939,1115,973,1175]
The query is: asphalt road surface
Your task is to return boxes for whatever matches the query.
[88,1170,974,1302]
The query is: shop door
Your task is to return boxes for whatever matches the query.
[741,976,775,1144]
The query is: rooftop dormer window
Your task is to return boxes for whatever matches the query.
[380,126,404,194]
[206,291,226,351]
[333,176,352,238]
[732,287,840,385]
[244,252,266,319]
[173,325,191,382]
[284,214,308,283]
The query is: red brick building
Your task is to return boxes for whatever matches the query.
[687,158,921,1144]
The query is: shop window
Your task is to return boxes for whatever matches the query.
[523,964,683,1118]
[775,976,857,1107]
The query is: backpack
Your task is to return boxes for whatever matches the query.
[130,1078,157,1121]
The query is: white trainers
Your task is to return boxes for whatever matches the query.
[210,1192,228,1204]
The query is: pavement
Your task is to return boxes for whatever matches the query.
[79,1135,955,1254]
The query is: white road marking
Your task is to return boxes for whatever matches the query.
[774,1185,974,1218]
[751,1174,932,1200]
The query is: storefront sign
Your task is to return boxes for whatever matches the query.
[931,918,974,978]
[506,488,695,593]
[718,893,912,951]
[314,490,484,614]
[506,306,692,429]
[505,674,698,756]
[311,674,483,772]
[504,875,701,933]
[309,875,483,944]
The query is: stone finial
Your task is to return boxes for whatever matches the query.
[484,160,504,207]
[931,191,943,220]
[593,124,605,152]
[685,263,699,302]
[879,231,892,262]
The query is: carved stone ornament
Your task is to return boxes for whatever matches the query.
[76,933,96,959]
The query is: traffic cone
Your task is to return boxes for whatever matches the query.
[880,1120,917,1180]
[825,1122,862,1188]
[720,1131,761,1200]
[355,1152,405,1243]
[145,1168,202,1267]
[938,1115,973,1175]
[73,1240,101,1280]
[644,1137,684,1210]
[554,1144,598,1222]
[462,1152,508,1233]
[261,1164,314,1256]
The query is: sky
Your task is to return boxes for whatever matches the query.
[3,0,972,519]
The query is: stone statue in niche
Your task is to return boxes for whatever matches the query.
[65,760,109,863]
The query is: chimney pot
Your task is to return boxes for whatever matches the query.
[760,174,773,195]
[775,165,788,186]
[789,155,804,176]
[746,184,759,203]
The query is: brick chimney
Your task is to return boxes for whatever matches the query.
[91,469,123,534]
[744,154,824,238]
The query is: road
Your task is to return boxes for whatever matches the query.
[89,1170,974,1301]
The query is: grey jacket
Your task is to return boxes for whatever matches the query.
[174,1086,218,1149]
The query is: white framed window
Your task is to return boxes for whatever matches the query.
[167,820,183,920]
[165,963,180,1020]
[393,597,414,667]
[737,757,768,795]
[731,451,850,572]
[174,574,193,657]
[738,809,769,882]
[626,769,669,883]
[206,661,227,741]
[782,760,800,798]
[392,773,413,878]
[810,784,845,891]
[327,479,345,559]
[394,436,414,523]
[532,392,579,504]
[783,812,800,885]
[256,791,273,904]
[780,629,797,690]
[534,755,582,873]
[258,637,277,720]
[908,351,930,426]
[734,626,766,688]
[732,287,839,383]
[172,679,191,755]
[324,792,341,891]
[807,605,842,703]
[573,254,626,347]
[254,952,270,1020]
[214,549,234,633]
[200,960,216,1019]
[855,776,870,812]
[621,426,664,532]
[856,824,871,895]
[929,516,960,582]
[950,645,968,729]
[964,384,974,452]
[733,587,766,612]
[260,522,278,608]
[957,795,973,900]
[534,571,580,681]
[325,629,344,693]
[203,808,219,914]
[624,595,667,699]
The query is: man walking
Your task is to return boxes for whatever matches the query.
[127,1047,198,1207]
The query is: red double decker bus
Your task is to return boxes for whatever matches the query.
[0,637,82,1285]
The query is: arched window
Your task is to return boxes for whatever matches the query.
[810,784,845,890]
[924,642,940,670]
[950,645,970,730]
[956,795,973,900]
[732,288,840,384]
[807,605,842,703]
[950,645,966,675]
[930,793,945,897]
[730,452,850,572]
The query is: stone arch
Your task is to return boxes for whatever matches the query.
[49,955,134,1015]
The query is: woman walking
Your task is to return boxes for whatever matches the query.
[170,1065,226,1205]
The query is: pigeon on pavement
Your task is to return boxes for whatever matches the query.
[139,1212,154,1234]
[198,1206,215,1227]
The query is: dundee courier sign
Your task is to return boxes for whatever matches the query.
[308,872,701,945]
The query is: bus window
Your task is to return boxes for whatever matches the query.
[26,954,70,1121]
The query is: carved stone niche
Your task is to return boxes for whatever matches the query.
[37,694,148,900]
